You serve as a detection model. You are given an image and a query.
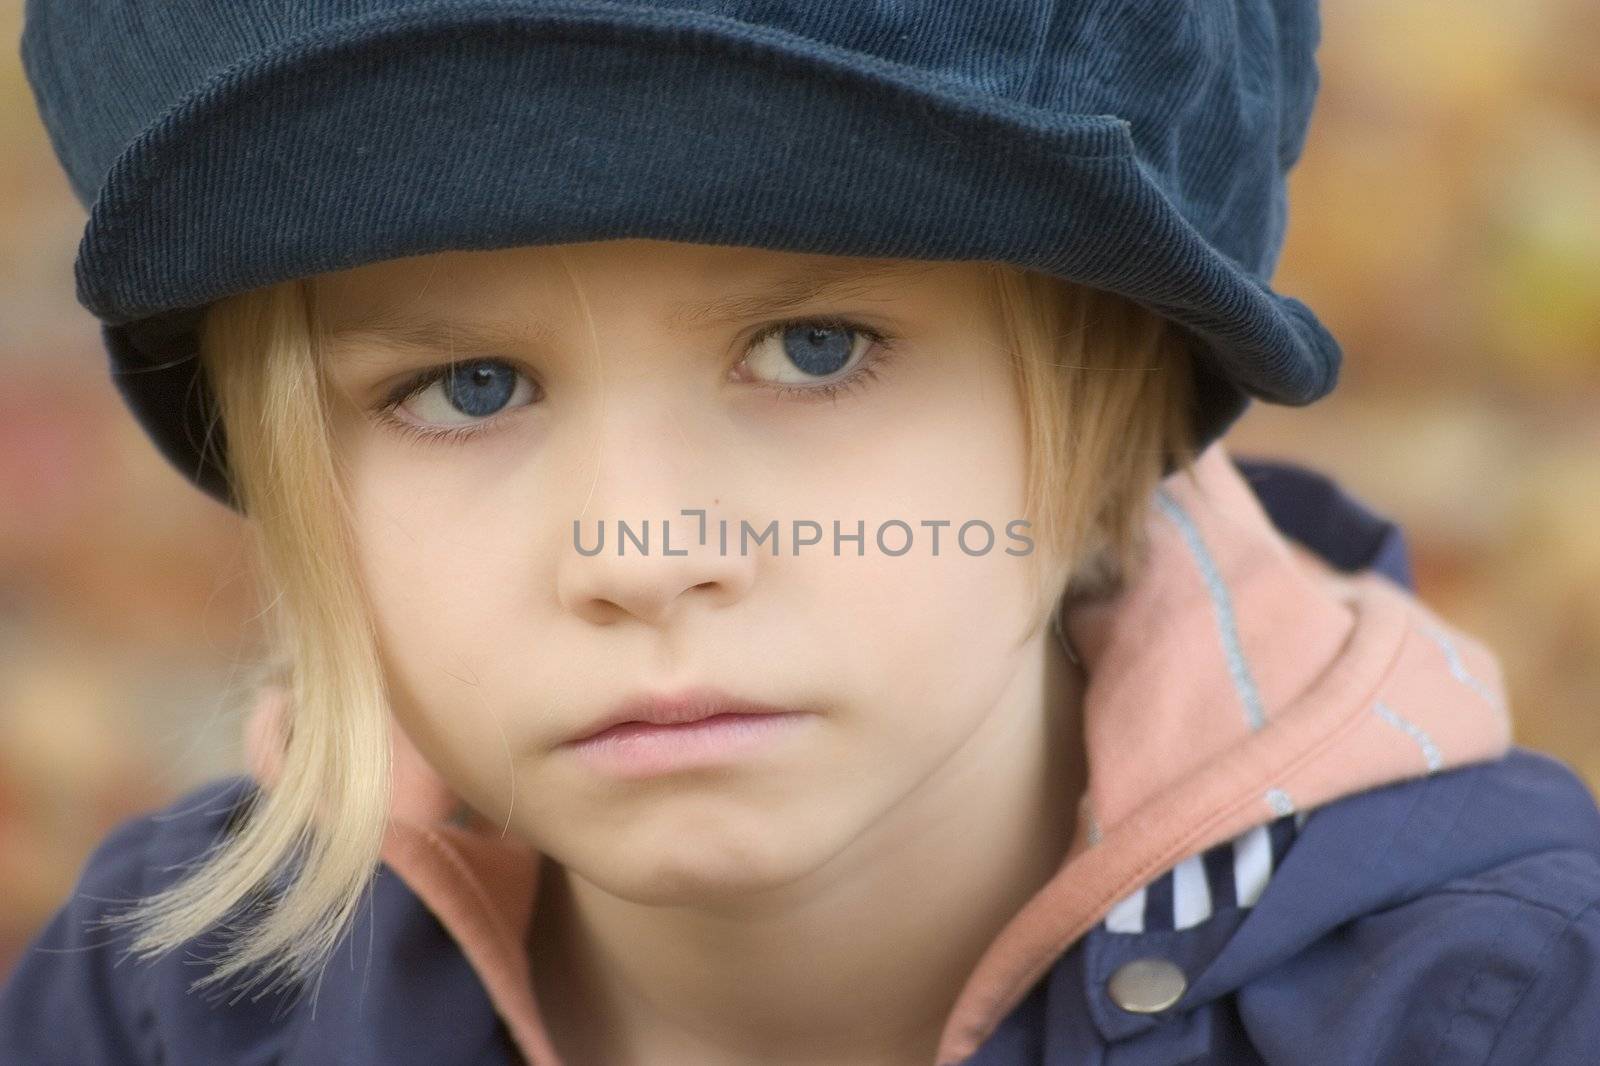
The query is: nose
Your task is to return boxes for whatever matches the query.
[554,409,758,630]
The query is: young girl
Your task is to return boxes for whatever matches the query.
[8,2,1600,1064]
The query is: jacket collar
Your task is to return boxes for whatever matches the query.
[244,441,1513,1065]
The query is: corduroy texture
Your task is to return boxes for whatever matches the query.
[19,0,1341,510]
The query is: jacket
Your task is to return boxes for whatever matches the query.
[6,441,1600,1065]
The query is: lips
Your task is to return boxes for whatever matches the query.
[565,685,806,745]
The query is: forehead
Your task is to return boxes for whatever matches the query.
[309,239,962,336]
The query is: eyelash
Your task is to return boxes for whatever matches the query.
[368,316,897,447]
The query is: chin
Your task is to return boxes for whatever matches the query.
[575,822,839,905]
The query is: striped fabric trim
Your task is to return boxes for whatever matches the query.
[1154,487,1268,733]
[1102,811,1308,934]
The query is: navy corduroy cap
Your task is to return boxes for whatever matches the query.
[20,0,1340,512]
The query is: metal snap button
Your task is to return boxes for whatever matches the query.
[1106,957,1187,1014]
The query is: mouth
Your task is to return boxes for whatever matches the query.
[563,684,809,746]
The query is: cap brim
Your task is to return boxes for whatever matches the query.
[79,5,1327,508]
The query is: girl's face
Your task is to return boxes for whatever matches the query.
[318,239,1069,902]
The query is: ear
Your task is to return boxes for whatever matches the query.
[242,681,466,828]
[242,682,290,789]
[1050,590,1082,666]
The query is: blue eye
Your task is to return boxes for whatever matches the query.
[373,357,538,446]
[742,317,894,402]
[369,316,898,446]
[440,362,519,418]
[784,324,854,376]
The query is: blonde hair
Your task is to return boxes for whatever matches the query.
[95,256,1198,1001]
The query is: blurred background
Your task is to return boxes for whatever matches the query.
[2,0,1596,976]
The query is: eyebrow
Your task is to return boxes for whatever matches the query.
[663,257,937,331]
[321,257,937,362]
[321,315,545,364]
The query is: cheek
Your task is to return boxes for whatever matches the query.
[343,422,554,648]
[782,415,1038,752]
[761,343,1028,529]
[347,483,547,792]
[803,534,1038,748]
